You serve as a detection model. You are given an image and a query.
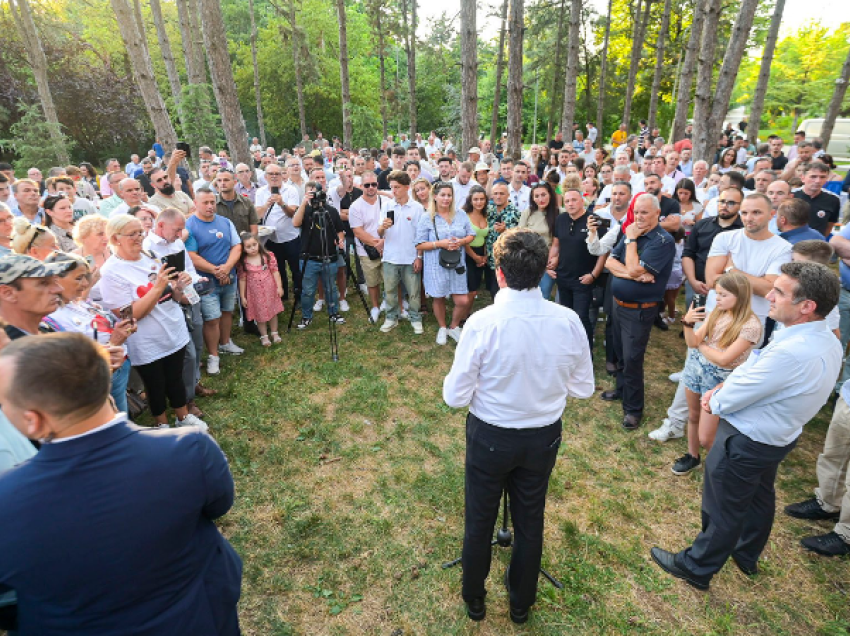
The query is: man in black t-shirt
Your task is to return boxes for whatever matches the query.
[768,135,788,172]
[548,131,565,151]
[793,161,841,237]
[378,147,406,190]
[546,189,607,349]
[332,168,364,286]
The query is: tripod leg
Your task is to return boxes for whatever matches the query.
[346,251,374,323]
[287,253,311,332]
[322,259,339,362]
[540,567,564,589]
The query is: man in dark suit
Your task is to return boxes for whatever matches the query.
[0,333,242,635]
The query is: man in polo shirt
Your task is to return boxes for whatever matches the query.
[185,188,243,375]
[377,171,424,335]
[777,199,827,245]
[215,170,258,237]
[10,179,44,225]
[601,193,675,431]
[793,161,840,237]
[547,189,607,349]
[0,254,69,340]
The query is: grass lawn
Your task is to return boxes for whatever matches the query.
[143,294,850,635]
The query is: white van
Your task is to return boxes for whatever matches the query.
[799,118,850,157]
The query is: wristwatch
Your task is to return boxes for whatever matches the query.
[624,238,634,245]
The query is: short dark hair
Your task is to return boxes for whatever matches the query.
[493,228,548,290]
[392,146,406,157]
[778,198,811,227]
[387,170,411,186]
[0,332,111,419]
[780,261,839,319]
[792,240,834,265]
[806,161,830,175]
[437,156,452,165]
[725,170,746,189]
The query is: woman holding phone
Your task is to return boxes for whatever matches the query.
[98,214,207,430]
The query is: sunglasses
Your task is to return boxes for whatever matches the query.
[362,183,378,188]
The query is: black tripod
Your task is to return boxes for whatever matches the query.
[442,489,564,589]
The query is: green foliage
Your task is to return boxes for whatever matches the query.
[180,84,225,153]
[0,102,74,172]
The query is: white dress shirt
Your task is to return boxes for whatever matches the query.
[709,320,842,446]
[443,287,595,428]
[508,184,531,213]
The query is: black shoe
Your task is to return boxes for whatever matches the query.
[605,362,619,376]
[297,318,312,330]
[601,390,622,402]
[622,413,642,430]
[503,566,529,624]
[784,498,840,521]
[466,597,485,621]
[671,453,701,476]
[654,314,669,331]
[731,554,758,576]
[650,547,710,591]
[801,532,850,557]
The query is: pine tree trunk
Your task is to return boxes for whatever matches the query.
[336,0,353,149]
[375,5,389,140]
[747,0,785,146]
[669,0,706,142]
[647,0,671,132]
[595,0,613,145]
[149,0,183,111]
[489,0,509,145]
[111,0,178,150]
[248,0,267,147]
[559,0,582,141]
[190,0,207,83]
[690,0,721,161]
[821,46,850,150]
[460,0,478,155]
[284,0,308,139]
[703,0,760,161]
[176,0,203,84]
[402,0,418,139]
[622,0,653,129]
[505,0,525,159]
[545,0,566,143]
[9,0,70,164]
[198,0,251,165]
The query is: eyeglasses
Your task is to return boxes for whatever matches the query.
[717,200,741,207]
[119,231,145,239]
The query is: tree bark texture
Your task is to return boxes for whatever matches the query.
[670,0,706,143]
[690,0,721,162]
[402,0,418,139]
[176,0,203,84]
[647,0,672,131]
[820,45,850,150]
[111,0,178,151]
[149,0,183,112]
[248,0,267,147]
[190,0,207,83]
[489,0,509,145]
[198,0,251,165]
[284,0,308,139]
[460,0,479,155]
[747,0,785,146]
[336,0,353,149]
[595,0,613,145]
[621,0,653,129]
[9,0,70,164]
[506,0,525,159]
[373,3,389,140]
[560,0,582,141]
[545,0,566,143]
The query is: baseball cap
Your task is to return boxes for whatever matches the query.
[0,254,74,285]
[468,147,482,155]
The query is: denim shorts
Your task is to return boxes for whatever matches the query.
[682,348,731,395]
[200,278,237,321]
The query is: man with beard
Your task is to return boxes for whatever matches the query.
[149,167,196,217]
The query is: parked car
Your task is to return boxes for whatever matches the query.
[799,118,850,157]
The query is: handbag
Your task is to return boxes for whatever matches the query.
[433,217,462,270]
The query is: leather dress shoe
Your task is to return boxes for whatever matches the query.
[622,413,642,430]
[601,390,622,402]
[784,498,841,521]
[186,400,204,418]
[195,383,218,398]
[503,567,529,624]
[466,597,485,621]
[650,547,710,591]
[731,554,758,576]
[605,362,619,376]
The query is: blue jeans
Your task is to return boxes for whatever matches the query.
[111,358,131,414]
[540,272,556,300]
[301,259,339,320]
[382,262,422,322]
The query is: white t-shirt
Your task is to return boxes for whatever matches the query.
[99,252,190,366]
[381,199,424,265]
[508,184,531,213]
[255,184,300,243]
[452,179,474,211]
[706,229,792,324]
[193,178,216,194]
[349,196,383,257]
[109,202,162,219]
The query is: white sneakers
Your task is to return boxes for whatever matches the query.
[379,300,388,312]
[176,413,209,432]
[436,327,448,345]
[669,371,682,383]
[648,418,685,442]
[207,355,220,375]
[339,299,350,312]
[447,326,462,343]
[411,321,424,335]
[219,341,244,355]
[380,319,398,333]
[313,299,325,311]
[400,310,410,321]
[370,307,380,323]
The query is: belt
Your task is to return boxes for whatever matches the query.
[615,298,657,309]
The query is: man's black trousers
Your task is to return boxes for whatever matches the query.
[461,412,561,611]
[265,236,302,301]
[678,418,796,579]
[612,300,656,416]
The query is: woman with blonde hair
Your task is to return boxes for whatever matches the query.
[72,215,111,269]
[411,177,432,209]
[11,217,57,259]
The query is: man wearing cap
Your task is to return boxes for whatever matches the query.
[0,254,69,339]
[467,146,482,165]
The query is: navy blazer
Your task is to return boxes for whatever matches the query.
[0,421,242,635]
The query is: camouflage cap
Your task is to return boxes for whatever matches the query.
[0,254,74,285]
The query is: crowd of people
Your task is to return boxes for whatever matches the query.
[1,119,850,630]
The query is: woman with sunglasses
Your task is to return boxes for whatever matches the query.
[43,194,77,252]
[11,217,57,259]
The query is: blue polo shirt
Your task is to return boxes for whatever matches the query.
[780,225,827,245]
[610,225,675,303]
[185,214,240,273]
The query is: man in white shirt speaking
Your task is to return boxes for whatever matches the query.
[651,262,842,590]
[443,228,594,624]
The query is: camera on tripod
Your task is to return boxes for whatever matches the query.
[311,184,328,209]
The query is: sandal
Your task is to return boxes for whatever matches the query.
[271,332,282,344]
[260,335,271,347]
